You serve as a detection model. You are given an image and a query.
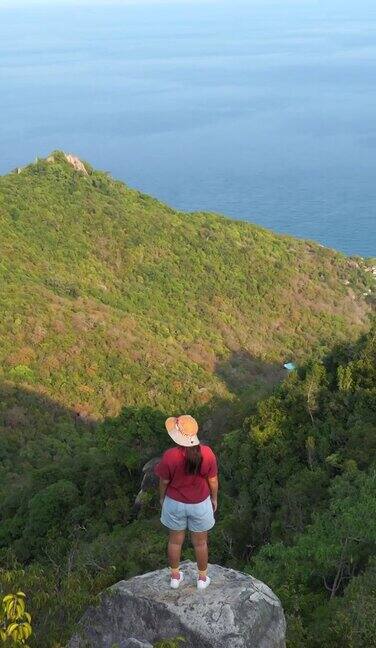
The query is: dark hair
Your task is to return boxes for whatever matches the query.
[185,445,202,476]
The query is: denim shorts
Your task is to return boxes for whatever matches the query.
[161,495,215,532]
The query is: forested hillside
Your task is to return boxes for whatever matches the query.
[0,153,375,647]
[0,152,373,423]
[1,326,375,647]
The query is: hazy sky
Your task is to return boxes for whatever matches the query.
[1,0,218,5]
[0,0,302,5]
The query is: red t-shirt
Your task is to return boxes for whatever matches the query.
[155,445,218,504]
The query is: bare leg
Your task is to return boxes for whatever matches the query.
[168,530,185,575]
[191,531,208,573]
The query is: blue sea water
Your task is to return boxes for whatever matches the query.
[0,0,375,256]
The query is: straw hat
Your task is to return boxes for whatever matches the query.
[165,415,199,447]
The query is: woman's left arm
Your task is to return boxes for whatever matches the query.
[159,478,170,506]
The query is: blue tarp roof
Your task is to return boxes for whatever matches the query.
[283,362,296,371]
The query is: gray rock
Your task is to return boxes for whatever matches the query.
[68,561,286,648]
[69,639,151,648]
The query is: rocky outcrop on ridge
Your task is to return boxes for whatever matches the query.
[68,561,286,648]
[64,153,89,174]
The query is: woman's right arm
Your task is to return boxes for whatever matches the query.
[154,452,171,506]
[159,478,170,506]
[208,476,218,512]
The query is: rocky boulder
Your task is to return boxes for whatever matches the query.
[68,561,286,648]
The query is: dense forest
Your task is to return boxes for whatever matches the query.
[218,325,376,647]
[0,154,375,647]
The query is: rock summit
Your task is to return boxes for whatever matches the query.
[68,561,286,648]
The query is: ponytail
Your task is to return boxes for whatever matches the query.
[185,445,202,475]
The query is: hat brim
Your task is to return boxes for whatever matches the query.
[167,426,200,447]
[165,417,200,447]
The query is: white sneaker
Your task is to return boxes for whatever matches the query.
[170,571,184,589]
[197,575,211,590]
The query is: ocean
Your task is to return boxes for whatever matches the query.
[0,0,375,256]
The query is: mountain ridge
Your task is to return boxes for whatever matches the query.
[0,150,374,421]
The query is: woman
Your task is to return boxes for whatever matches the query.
[155,415,219,590]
